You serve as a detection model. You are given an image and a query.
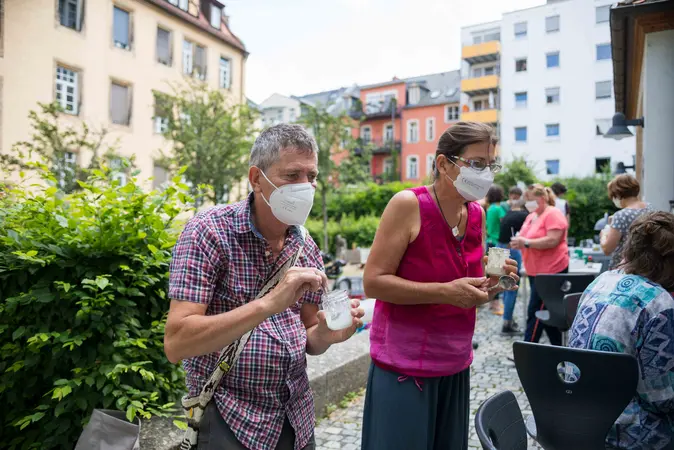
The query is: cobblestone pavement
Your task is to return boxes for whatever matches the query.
[315,292,544,450]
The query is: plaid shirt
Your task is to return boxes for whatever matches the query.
[169,193,323,450]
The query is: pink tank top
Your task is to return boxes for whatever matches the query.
[369,186,484,378]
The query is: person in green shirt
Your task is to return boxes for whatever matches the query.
[486,185,506,248]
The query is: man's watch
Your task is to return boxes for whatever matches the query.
[524,240,531,249]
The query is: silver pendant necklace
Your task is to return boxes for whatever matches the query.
[433,185,463,237]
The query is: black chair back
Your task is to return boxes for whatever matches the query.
[475,391,528,450]
[534,274,595,331]
[563,293,582,328]
[513,341,638,450]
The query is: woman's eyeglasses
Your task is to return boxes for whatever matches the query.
[451,156,502,173]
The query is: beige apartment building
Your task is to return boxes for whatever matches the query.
[0,0,247,189]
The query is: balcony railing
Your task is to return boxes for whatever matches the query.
[460,109,499,124]
[461,75,500,96]
[462,41,501,63]
[355,138,402,155]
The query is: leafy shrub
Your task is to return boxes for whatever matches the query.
[310,182,414,221]
[306,215,380,254]
[561,174,617,241]
[0,165,190,448]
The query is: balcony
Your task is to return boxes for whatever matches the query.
[355,138,402,155]
[461,109,499,124]
[462,41,501,64]
[461,75,500,96]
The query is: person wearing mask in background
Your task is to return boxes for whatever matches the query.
[361,122,518,450]
[551,182,571,224]
[497,193,528,335]
[165,124,364,450]
[601,174,652,270]
[569,211,674,449]
[486,185,507,315]
[511,184,569,345]
[504,186,523,212]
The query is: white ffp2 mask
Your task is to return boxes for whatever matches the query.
[525,200,538,212]
[446,165,494,202]
[260,171,315,226]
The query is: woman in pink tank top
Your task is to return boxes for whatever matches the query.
[361,122,519,450]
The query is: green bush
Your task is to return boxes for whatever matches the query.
[0,165,190,448]
[310,182,414,221]
[562,174,617,241]
[306,215,380,254]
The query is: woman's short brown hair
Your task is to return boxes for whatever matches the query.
[434,122,497,176]
[622,211,674,291]
[607,174,640,199]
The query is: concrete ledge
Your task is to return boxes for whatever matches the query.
[140,330,371,448]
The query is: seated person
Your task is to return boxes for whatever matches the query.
[569,211,674,449]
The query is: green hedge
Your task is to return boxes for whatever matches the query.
[561,175,617,241]
[306,215,380,254]
[310,182,415,221]
[0,167,189,448]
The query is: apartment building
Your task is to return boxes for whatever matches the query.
[358,71,461,183]
[1,0,247,188]
[459,22,501,132]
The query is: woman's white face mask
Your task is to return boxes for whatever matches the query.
[613,198,623,209]
[445,160,494,202]
[525,200,538,212]
[259,170,315,226]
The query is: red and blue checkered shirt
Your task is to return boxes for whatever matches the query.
[169,194,323,450]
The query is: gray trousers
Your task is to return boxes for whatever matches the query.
[361,362,470,450]
[197,402,316,450]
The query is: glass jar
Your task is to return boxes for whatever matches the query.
[486,247,510,276]
[321,290,352,331]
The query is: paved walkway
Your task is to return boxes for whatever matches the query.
[315,293,543,450]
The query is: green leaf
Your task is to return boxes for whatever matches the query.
[53,379,69,386]
[12,326,26,341]
[54,214,69,228]
[76,397,88,410]
[173,420,188,431]
[95,278,110,290]
[25,250,38,257]
[137,231,147,239]
[147,244,158,254]
[126,406,136,423]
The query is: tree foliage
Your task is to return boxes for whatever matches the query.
[0,165,190,448]
[0,102,122,194]
[158,82,257,206]
[494,155,538,192]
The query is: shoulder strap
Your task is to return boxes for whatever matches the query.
[194,227,309,406]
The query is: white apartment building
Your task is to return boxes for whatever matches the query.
[496,0,635,178]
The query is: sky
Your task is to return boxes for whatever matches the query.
[226,0,545,103]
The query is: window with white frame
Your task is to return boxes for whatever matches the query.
[110,82,131,125]
[383,123,394,142]
[426,118,435,142]
[365,90,397,114]
[383,158,393,175]
[219,57,231,88]
[546,15,560,33]
[210,4,222,29]
[183,40,207,80]
[153,93,170,134]
[595,118,612,136]
[595,81,612,99]
[515,92,527,108]
[407,120,419,143]
[596,5,610,24]
[56,151,77,188]
[515,58,527,72]
[445,105,459,122]
[472,67,483,78]
[55,65,79,115]
[156,27,172,66]
[408,86,420,105]
[407,156,419,180]
[59,0,83,31]
[546,87,560,104]
[171,0,188,11]
[113,6,131,50]
[361,126,371,143]
[289,109,296,122]
[341,126,351,148]
[514,22,527,38]
[426,154,435,176]
[110,157,127,186]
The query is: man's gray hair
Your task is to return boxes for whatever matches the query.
[249,124,318,172]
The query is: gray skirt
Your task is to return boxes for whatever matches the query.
[361,362,470,450]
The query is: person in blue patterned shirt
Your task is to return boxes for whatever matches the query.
[569,211,674,449]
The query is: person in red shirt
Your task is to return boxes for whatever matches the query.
[510,184,569,345]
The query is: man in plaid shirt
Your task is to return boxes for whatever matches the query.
[165,124,364,450]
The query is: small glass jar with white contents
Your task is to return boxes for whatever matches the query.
[321,290,353,331]
[486,247,510,276]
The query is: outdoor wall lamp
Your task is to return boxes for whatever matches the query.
[604,112,645,140]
